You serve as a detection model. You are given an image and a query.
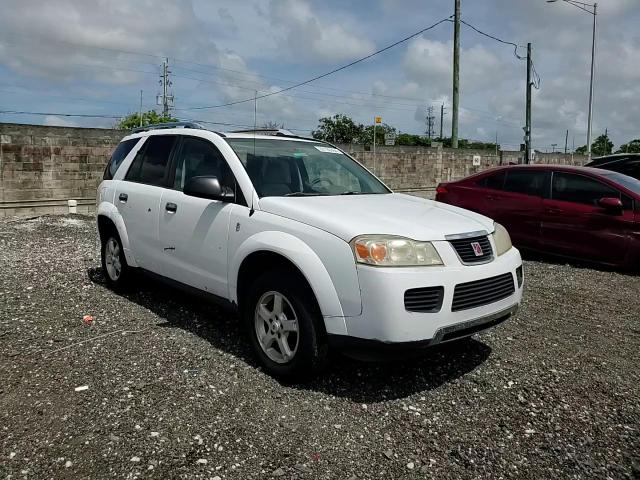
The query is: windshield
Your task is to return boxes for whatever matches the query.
[601,171,640,195]
[224,138,390,197]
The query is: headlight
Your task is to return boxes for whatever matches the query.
[492,222,512,256]
[350,235,443,266]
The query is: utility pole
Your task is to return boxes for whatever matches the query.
[426,106,435,139]
[139,90,143,127]
[158,58,174,117]
[564,129,569,154]
[439,103,446,139]
[451,0,460,148]
[524,42,532,164]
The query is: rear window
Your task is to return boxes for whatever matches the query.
[103,138,139,180]
[477,171,506,190]
[125,135,177,186]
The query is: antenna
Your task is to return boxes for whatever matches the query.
[249,90,257,216]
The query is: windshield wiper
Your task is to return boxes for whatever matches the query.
[284,192,325,197]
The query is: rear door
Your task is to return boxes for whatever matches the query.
[158,136,240,298]
[114,135,177,274]
[478,169,547,250]
[541,171,634,264]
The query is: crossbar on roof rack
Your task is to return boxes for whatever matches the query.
[132,121,204,133]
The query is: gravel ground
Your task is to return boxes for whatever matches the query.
[0,214,638,480]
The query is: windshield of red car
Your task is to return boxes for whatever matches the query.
[601,171,640,195]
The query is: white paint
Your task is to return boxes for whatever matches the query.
[67,199,77,214]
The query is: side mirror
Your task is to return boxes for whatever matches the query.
[598,197,623,213]
[183,176,234,202]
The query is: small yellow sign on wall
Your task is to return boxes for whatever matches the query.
[374,116,382,124]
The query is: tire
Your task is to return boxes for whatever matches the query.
[243,269,328,381]
[100,228,131,290]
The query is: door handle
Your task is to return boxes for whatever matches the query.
[545,208,562,214]
[165,202,177,213]
[118,193,128,203]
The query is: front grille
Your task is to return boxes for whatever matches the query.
[449,235,493,264]
[452,273,515,311]
[404,286,444,313]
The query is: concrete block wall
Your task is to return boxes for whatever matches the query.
[0,123,588,216]
[0,123,125,217]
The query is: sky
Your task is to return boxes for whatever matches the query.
[0,0,638,152]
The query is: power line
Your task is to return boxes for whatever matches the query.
[460,19,541,89]
[180,16,454,111]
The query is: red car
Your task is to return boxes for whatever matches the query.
[436,165,640,270]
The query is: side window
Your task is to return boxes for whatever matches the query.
[551,172,620,206]
[104,138,139,180]
[503,170,545,196]
[125,135,176,186]
[478,171,506,190]
[173,137,235,193]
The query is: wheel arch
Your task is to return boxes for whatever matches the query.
[230,232,348,336]
[96,201,138,268]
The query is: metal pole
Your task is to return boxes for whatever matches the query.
[440,103,444,139]
[525,43,532,164]
[162,58,169,117]
[564,129,568,154]
[586,3,597,162]
[373,118,376,174]
[451,0,460,148]
[139,90,143,127]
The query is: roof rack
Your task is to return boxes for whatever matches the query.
[230,128,296,137]
[132,121,204,133]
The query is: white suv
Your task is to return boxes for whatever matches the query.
[97,123,523,379]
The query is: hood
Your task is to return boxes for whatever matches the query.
[258,193,495,242]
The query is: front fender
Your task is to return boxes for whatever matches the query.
[96,201,138,268]
[229,231,348,336]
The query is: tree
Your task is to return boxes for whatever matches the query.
[616,139,640,153]
[576,132,614,156]
[592,133,614,156]
[311,114,363,143]
[117,110,178,130]
[359,124,397,145]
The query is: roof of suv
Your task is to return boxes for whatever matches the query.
[125,123,320,143]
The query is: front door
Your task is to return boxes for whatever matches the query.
[158,136,239,298]
[541,171,634,265]
[114,135,177,274]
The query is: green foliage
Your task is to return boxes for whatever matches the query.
[591,133,614,156]
[575,144,588,155]
[311,114,363,143]
[576,133,614,156]
[359,124,397,145]
[312,114,498,149]
[117,110,178,130]
[616,139,640,153]
[262,121,285,129]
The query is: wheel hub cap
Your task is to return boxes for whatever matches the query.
[254,291,299,364]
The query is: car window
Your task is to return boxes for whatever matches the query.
[478,171,506,190]
[125,135,176,186]
[503,170,545,196]
[173,137,235,193]
[551,172,622,206]
[104,138,139,180]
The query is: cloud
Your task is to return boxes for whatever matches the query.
[268,0,375,61]
[0,0,216,85]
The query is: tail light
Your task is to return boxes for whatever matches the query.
[436,184,448,195]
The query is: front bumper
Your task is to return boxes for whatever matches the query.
[340,243,523,344]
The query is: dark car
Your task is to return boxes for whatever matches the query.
[586,153,640,181]
[435,165,640,270]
